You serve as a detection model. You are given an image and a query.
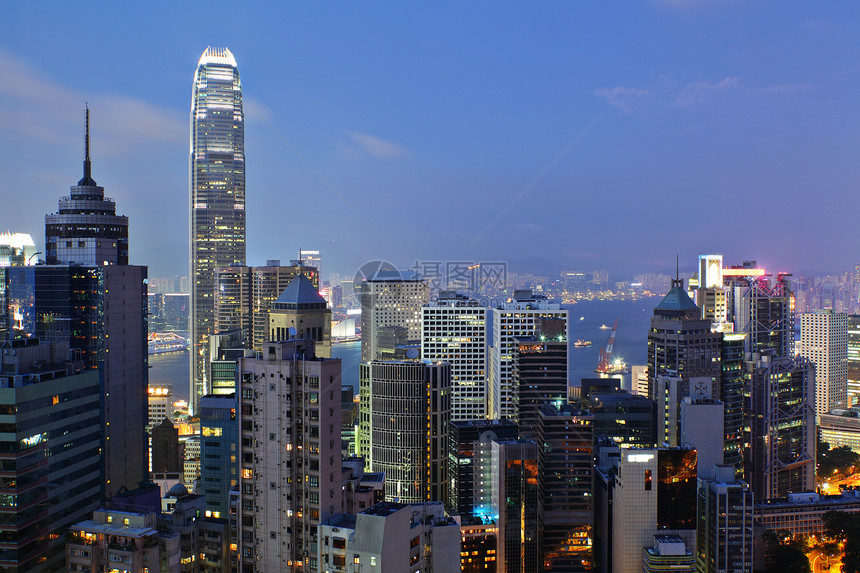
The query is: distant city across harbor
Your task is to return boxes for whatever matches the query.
[151,297,656,404]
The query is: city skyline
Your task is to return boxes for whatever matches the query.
[3,3,860,280]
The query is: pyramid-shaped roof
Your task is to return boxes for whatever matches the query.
[274,274,326,306]
[654,280,700,313]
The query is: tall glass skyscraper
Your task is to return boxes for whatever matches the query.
[190,47,245,412]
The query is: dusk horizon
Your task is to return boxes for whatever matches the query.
[3,2,860,281]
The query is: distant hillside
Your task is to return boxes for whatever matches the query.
[507,257,567,276]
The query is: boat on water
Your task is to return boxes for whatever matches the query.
[599,324,610,330]
[595,358,630,375]
[148,332,189,355]
[573,339,592,348]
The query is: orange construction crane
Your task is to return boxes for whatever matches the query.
[596,319,618,373]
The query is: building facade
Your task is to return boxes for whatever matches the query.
[847,315,860,406]
[647,279,721,401]
[538,405,594,571]
[696,465,753,573]
[190,46,246,413]
[0,339,102,572]
[489,290,567,420]
[199,393,238,518]
[610,448,698,573]
[725,268,794,358]
[268,273,332,358]
[447,419,519,518]
[235,340,342,572]
[421,293,489,421]
[514,325,568,433]
[359,271,429,362]
[800,309,848,415]
[587,390,656,448]
[744,353,816,500]
[318,502,460,573]
[359,360,451,503]
[473,439,541,573]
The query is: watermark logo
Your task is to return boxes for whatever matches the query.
[351,259,508,304]
[352,260,400,299]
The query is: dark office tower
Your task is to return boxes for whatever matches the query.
[538,404,594,572]
[720,333,746,473]
[100,265,149,498]
[647,278,721,400]
[696,465,753,573]
[45,108,129,266]
[0,339,102,572]
[849,314,860,406]
[473,439,541,573]
[744,353,816,500]
[587,390,656,448]
[513,318,568,434]
[151,417,181,473]
[447,419,519,517]
[199,393,238,518]
[190,47,245,413]
[359,360,451,503]
[725,267,793,357]
[0,264,148,498]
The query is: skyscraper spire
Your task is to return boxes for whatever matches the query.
[78,104,97,186]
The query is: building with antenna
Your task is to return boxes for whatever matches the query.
[46,106,129,266]
[0,108,150,499]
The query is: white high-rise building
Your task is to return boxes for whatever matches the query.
[422,293,489,421]
[190,46,245,413]
[359,271,429,362]
[488,290,567,420]
[800,310,848,415]
[610,448,698,573]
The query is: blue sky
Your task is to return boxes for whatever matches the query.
[2,1,860,280]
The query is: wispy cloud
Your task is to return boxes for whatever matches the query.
[674,76,742,105]
[244,96,275,123]
[346,131,409,158]
[594,86,653,113]
[596,75,810,114]
[509,223,545,235]
[0,48,185,153]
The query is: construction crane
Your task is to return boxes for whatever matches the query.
[595,319,620,374]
